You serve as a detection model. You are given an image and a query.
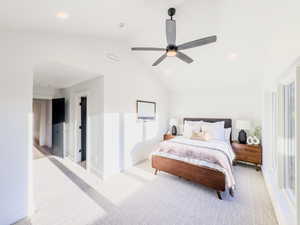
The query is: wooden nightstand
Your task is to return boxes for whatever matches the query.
[163,134,175,141]
[232,141,262,171]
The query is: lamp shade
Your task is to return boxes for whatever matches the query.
[169,118,177,126]
[236,120,251,130]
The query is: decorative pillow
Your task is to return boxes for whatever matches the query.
[202,124,225,141]
[191,131,209,141]
[183,123,201,138]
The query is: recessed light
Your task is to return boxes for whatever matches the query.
[227,52,238,61]
[56,12,69,20]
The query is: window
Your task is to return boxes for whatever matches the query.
[283,82,296,199]
[271,92,277,171]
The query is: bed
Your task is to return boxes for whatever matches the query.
[151,118,235,200]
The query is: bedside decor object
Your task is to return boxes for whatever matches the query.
[236,120,251,144]
[169,118,178,135]
[247,136,254,145]
[247,136,260,145]
[247,126,261,145]
[252,126,261,145]
[252,136,260,145]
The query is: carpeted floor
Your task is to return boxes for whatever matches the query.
[33,144,52,160]
[15,157,278,225]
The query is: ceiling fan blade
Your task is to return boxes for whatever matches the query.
[177,35,217,50]
[166,19,176,45]
[176,51,194,64]
[152,53,167,66]
[131,47,165,51]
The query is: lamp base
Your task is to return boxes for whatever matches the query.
[171,125,177,136]
[238,129,247,144]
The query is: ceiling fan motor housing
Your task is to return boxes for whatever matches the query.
[167,45,177,51]
[166,45,178,56]
[168,8,176,19]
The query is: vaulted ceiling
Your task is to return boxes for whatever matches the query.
[1,0,299,91]
[34,62,101,88]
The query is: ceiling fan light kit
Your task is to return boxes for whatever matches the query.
[131,8,217,66]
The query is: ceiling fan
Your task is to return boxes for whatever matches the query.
[131,8,217,66]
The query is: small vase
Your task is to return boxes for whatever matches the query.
[252,136,260,145]
[247,136,254,145]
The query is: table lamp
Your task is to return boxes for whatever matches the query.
[236,120,251,144]
[169,118,178,136]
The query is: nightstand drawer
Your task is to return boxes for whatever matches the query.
[236,154,261,164]
[235,147,260,157]
[243,145,260,152]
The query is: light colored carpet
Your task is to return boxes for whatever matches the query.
[15,157,278,225]
[33,145,52,160]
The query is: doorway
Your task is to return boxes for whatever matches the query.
[52,98,65,158]
[32,99,53,159]
[78,96,87,168]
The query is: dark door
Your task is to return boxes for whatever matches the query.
[52,98,65,158]
[80,97,87,161]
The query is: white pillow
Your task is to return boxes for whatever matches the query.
[185,121,203,127]
[202,124,225,141]
[183,123,192,138]
[225,128,231,141]
[183,122,201,138]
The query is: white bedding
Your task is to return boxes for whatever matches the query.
[152,136,236,188]
[169,136,235,164]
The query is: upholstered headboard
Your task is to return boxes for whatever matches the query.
[183,118,232,142]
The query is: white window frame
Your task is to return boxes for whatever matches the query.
[282,81,296,203]
[271,92,277,172]
[278,68,298,209]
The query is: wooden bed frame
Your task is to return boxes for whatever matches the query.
[152,118,233,200]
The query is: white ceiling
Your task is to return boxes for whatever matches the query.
[2,0,299,91]
[34,62,101,88]
[0,0,186,40]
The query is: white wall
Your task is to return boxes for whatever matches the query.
[0,38,33,225]
[102,56,169,177]
[169,87,262,138]
[0,31,168,224]
[62,76,104,177]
